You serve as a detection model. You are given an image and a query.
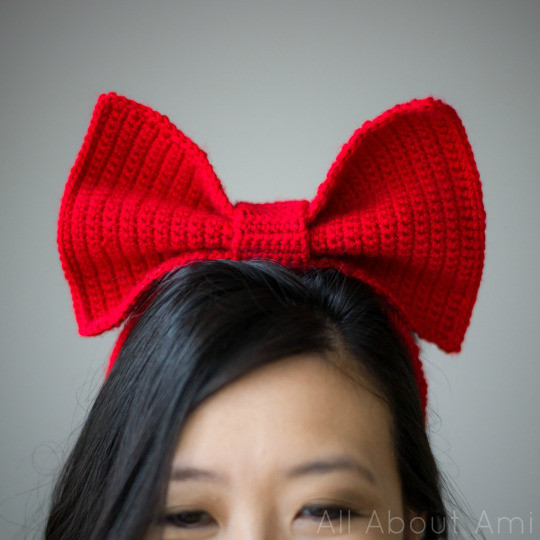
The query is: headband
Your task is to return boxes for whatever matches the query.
[57,92,486,419]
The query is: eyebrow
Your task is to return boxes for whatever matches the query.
[170,466,227,484]
[284,456,376,485]
[170,455,376,486]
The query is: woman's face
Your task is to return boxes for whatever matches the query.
[145,354,423,539]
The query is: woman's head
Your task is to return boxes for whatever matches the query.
[147,352,415,539]
[46,260,447,539]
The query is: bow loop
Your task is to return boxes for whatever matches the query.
[308,98,486,353]
[231,200,310,266]
[57,93,235,336]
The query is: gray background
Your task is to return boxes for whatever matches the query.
[1,1,539,538]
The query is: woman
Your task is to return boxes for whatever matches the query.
[45,93,486,539]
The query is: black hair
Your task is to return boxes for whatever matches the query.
[45,259,451,539]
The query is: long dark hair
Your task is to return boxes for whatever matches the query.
[45,259,450,539]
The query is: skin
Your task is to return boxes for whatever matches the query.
[144,354,425,539]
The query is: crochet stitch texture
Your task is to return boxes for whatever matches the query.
[57,93,486,418]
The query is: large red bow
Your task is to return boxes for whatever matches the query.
[58,93,485,381]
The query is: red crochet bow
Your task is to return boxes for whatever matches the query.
[57,92,486,416]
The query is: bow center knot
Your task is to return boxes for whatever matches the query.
[231,200,310,265]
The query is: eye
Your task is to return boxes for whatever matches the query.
[297,503,363,522]
[163,509,217,529]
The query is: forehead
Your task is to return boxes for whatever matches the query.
[173,354,398,488]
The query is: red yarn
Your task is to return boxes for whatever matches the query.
[105,313,140,378]
[57,92,486,421]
